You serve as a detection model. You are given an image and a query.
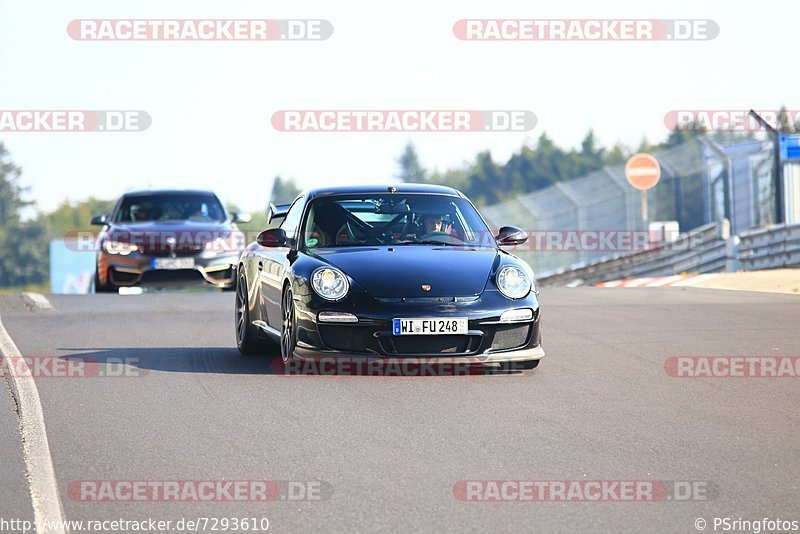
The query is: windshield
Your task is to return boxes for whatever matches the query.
[113,194,227,223]
[301,194,495,249]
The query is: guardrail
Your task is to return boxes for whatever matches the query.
[738,223,800,271]
[537,220,800,286]
[537,222,730,286]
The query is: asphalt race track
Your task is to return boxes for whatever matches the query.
[1,287,798,533]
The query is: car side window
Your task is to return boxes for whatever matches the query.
[279,197,305,242]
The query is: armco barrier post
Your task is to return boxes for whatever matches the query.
[726,235,740,272]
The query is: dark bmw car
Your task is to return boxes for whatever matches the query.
[91,189,250,292]
[235,184,543,370]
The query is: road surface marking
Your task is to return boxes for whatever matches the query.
[0,314,67,534]
[671,274,718,286]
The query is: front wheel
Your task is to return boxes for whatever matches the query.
[93,269,116,293]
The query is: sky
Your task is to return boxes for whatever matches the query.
[0,0,798,215]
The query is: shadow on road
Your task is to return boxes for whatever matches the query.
[53,347,527,377]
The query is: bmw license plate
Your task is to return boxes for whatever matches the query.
[392,318,468,336]
[152,258,195,270]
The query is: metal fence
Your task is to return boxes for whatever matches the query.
[482,140,706,275]
[536,221,732,286]
[535,220,800,286]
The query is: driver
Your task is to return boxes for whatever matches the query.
[131,203,153,222]
[421,214,444,235]
[418,212,452,239]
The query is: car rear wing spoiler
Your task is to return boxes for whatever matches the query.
[267,203,290,225]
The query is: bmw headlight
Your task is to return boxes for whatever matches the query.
[496,265,531,299]
[103,240,138,256]
[311,267,349,301]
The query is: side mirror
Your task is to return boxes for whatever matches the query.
[495,226,528,246]
[90,214,108,226]
[232,212,252,224]
[256,228,287,247]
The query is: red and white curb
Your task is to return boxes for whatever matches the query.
[596,274,719,288]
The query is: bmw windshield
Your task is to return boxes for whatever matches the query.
[113,194,227,223]
[301,194,496,249]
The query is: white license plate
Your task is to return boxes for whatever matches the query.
[392,318,468,336]
[152,257,195,270]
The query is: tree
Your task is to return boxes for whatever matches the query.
[467,151,503,205]
[604,142,629,166]
[40,197,115,242]
[396,141,427,182]
[0,142,30,223]
[0,143,48,287]
[578,129,606,170]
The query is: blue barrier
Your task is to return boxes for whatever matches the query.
[49,239,95,294]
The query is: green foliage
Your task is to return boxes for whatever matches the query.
[0,218,49,287]
[396,142,427,182]
[0,143,48,287]
[408,128,705,206]
[418,131,610,206]
[0,142,30,224]
[40,197,115,242]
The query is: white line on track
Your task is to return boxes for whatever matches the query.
[0,314,67,534]
[671,274,718,286]
[646,275,685,287]
[21,292,53,311]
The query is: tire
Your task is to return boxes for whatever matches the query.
[280,285,297,363]
[235,269,273,355]
[501,359,541,371]
[93,269,116,293]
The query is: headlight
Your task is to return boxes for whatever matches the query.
[103,240,138,255]
[496,265,531,299]
[311,267,349,301]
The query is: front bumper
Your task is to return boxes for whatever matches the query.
[291,289,544,363]
[98,251,240,288]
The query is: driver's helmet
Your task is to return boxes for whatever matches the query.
[414,206,450,234]
[130,202,153,221]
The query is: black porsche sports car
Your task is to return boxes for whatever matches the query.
[235,184,543,370]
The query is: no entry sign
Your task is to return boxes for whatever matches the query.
[625,153,661,191]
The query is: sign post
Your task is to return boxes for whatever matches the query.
[625,153,662,230]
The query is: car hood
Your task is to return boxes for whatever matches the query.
[108,220,234,234]
[309,246,499,298]
[106,220,238,252]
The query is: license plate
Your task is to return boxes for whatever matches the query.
[392,318,468,336]
[152,257,195,270]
